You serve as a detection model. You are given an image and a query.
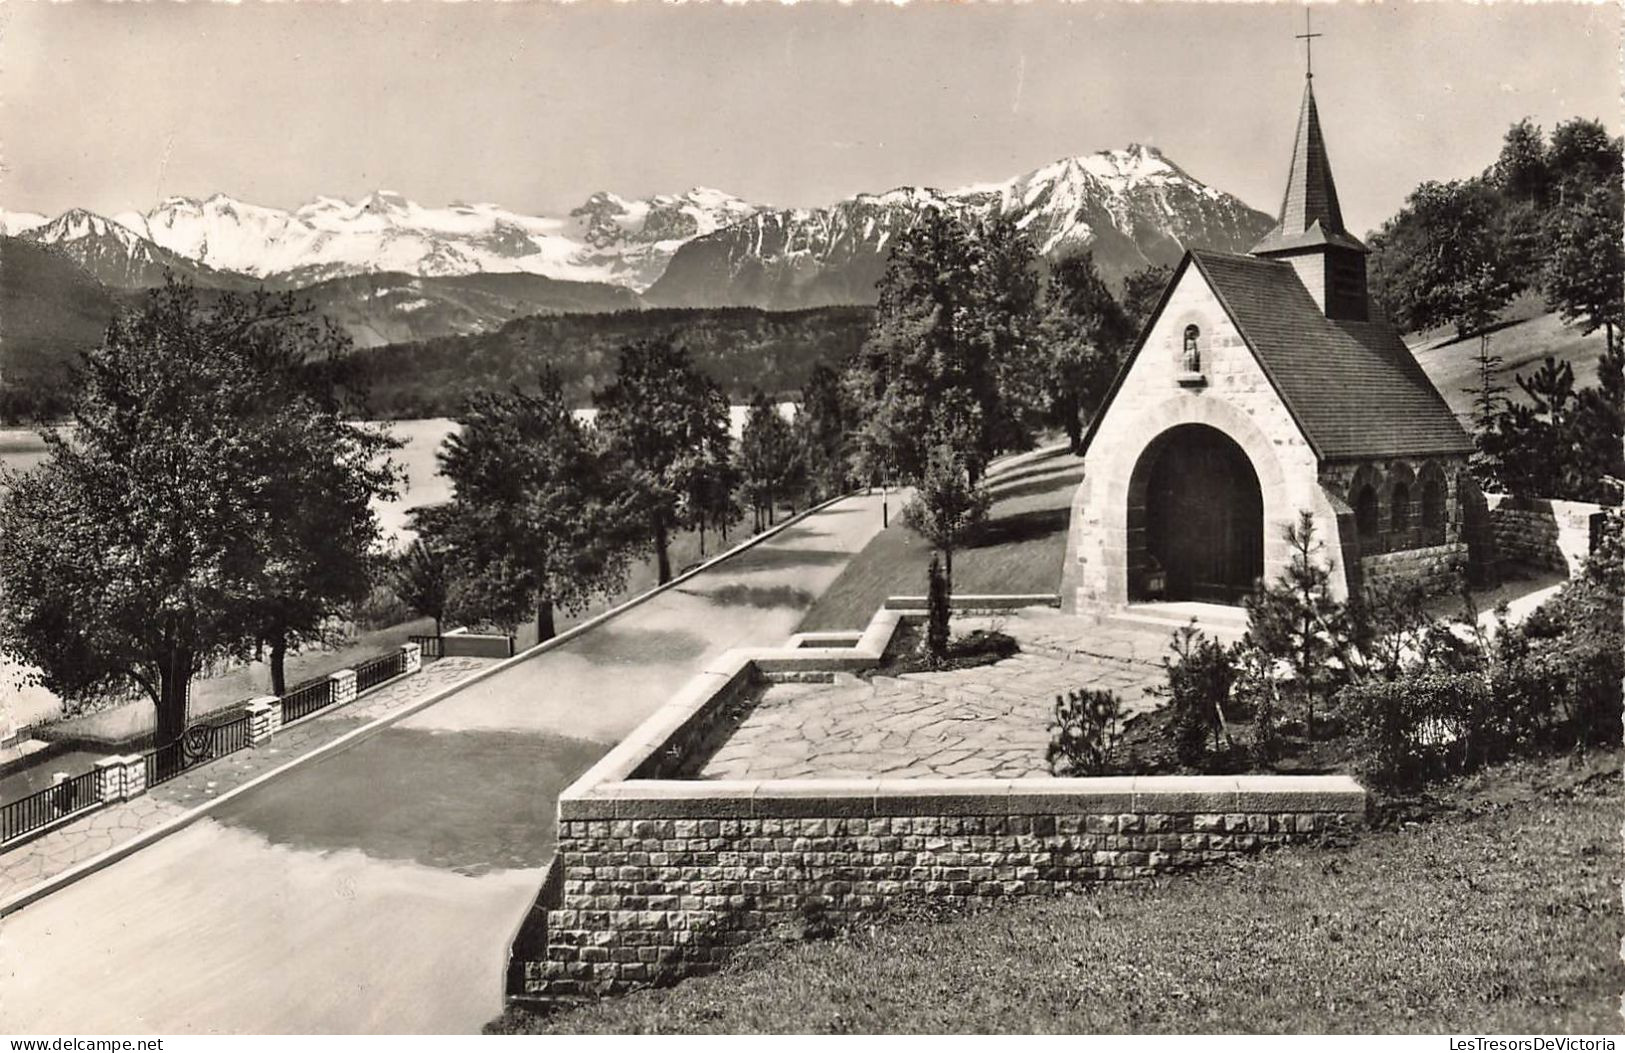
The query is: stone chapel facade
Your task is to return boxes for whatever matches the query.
[1065,79,1476,615]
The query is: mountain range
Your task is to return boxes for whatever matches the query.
[3,144,1273,418]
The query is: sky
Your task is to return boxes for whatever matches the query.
[2,1,1620,238]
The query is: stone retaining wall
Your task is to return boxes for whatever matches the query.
[1485,494,1606,575]
[527,777,1363,1000]
[1360,542,1468,595]
[509,602,1369,1005]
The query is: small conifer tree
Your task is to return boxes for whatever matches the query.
[1242,511,1354,737]
[925,553,950,665]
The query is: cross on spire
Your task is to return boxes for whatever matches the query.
[1296,8,1323,80]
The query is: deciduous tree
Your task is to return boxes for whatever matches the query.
[595,339,732,583]
[0,280,397,746]
[424,370,641,642]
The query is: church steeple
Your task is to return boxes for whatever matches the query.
[1251,80,1365,257]
[1250,22,1371,320]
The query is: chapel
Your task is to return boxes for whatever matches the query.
[1064,72,1476,614]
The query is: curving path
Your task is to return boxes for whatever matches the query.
[0,495,886,1034]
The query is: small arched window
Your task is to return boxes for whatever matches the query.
[1390,482,1412,532]
[1355,485,1380,538]
[1182,325,1201,372]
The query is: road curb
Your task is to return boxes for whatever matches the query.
[0,491,859,918]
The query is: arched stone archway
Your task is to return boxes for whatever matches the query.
[1127,424,1264,604]
[1065,392,1337,613]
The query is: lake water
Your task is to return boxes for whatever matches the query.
[0,406,789,546]
[0,407,791,725]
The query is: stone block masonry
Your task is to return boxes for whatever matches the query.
[1486,494,1606,576]
[510,603,1369,1005]
[1361,543,1468,596]
[527,776,1364,999]
[329,668,358,707]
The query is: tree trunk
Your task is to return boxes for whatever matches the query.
[1066,410,1084,454]
[154,647,193,749]
[269,633,288,697]
[536,598,557,644]
[652,511,672,585]
[943,546,954,598]
[698,517,707,559]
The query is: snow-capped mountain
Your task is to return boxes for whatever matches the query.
[22,209,237,290]
[1,211,47,237]
[106,187,760,292]
[646,144,1273,309]
[11,143,1270,315]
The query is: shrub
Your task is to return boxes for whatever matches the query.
[1341,672,1519,792]
[1162,623,1234,769]
[1047,688,1123,776]
[1231,644,1283,763]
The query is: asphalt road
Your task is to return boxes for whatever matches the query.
[0,495,886,1034]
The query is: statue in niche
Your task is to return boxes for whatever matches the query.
[1182,324,1201,373]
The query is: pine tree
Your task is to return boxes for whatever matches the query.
[1241,512,1353,737]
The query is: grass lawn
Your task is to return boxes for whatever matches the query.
[796,445,1084,632]
[1410,299,1608,424]
[495,749,1622,1034]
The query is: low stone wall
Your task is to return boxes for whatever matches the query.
[528,776,1363,999]
[508,601,1369,1006]
[1360,542,1467,596]
[1485,494,1606,576]
[439,630,516,660]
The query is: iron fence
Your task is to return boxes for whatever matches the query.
[280,676,335,724]
[409,634,444,659]
[143,713,254,788]
[1,769,101,844]
[354,649,407,693]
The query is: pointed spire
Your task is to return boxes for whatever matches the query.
[1251,80,1367,255]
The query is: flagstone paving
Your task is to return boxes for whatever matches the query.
[0,655,494,901]
[701,611,1186,782]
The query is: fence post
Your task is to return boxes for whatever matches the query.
[94,757,125,804]
[120,754,147,799]
[401,642,422,676]
[329,669,358,707]
[245,696,281,747]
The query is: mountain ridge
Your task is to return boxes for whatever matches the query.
[11,143,1270,306]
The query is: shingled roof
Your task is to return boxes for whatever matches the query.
[1251,80,1368,256]
[1081,249,1474,462]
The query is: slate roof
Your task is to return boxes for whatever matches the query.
[1251,80,1368,256]
[1080,250,1474,462]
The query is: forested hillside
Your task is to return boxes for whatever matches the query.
[350,305,873,417]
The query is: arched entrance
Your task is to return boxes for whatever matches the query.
[1127,424,1264,604]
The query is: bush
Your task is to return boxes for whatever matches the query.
[1231,644,1283,763]
[1047,688,1123,776]
[1162,623,1234,769]
[1341,673,1508,792]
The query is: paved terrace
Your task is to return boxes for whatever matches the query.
[701,607,1225,782]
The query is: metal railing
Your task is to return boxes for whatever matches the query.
[280,676,335,724]
[1,769,101,844]
[354,649,407,692]
[409,634,444,659]
[143,713,253,788]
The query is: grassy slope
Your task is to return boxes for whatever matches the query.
[500,751,1623,1034]
[1410,299,1609,425]
[796,446,1084,633]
